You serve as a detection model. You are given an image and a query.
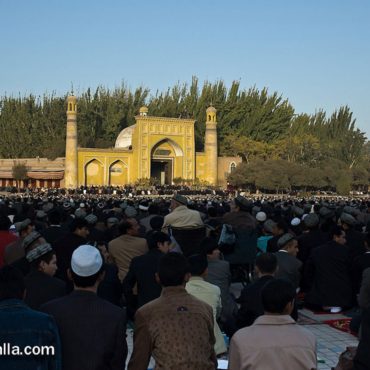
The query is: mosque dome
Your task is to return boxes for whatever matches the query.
[114,124,136,149]
[206,106,217,113]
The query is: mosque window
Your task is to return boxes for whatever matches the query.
[208,115,211,121]
[230,162,236,173]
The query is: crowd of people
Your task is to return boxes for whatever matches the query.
[0,187,370,369]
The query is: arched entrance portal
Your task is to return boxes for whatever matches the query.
[109,160,128,186]
[85,159,104,186]
[150,139,183,185]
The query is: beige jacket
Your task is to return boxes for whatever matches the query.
[186,276,227,355]
[162,205,203,230]
[108,234,148,281]
[228,315,317,370]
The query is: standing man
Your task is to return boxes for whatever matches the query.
[229,279,316,370]
[128,252,217,370]
[41,245,127,370]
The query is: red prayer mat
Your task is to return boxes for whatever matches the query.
[323,318,354,335]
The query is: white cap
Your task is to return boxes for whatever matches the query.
[291,217,301,226]
[71,245,103,277]
[256,211,267,222]
[79,203,86,208]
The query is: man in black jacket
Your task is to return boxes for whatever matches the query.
[305,225,352,311]
[123,231,171,317]
[236,253,277,328]
[41,245,127,370]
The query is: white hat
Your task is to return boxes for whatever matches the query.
[71,245,103,277]
[291,217,301,226]
[256,211,267,222]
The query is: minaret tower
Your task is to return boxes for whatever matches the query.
[64,95,78,188]
[205,106,218,185]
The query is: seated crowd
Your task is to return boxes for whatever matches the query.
[0,191,370,369]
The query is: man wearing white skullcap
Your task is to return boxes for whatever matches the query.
[41,244,127,370]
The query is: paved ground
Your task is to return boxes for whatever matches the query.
[125,308,359,369]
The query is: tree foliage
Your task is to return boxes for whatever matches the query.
[0,77,368,191]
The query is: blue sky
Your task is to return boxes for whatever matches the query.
[1,0,369,139]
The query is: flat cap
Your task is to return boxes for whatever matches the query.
[277,233,296,248]
[14,218,31,233]
[172,194,188,206]
[340,212,356,226]
[303,213,319,228]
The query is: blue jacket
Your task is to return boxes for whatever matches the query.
[0,298,61,370]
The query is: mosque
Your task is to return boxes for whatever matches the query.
[0,95,241,188]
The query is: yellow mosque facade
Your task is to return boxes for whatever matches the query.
[0,96,241,188]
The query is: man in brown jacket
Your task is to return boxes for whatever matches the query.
[109,218,148,282]
[128,252,217,370]
[229,279,316,370]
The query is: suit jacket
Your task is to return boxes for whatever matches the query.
[24,269,66,310]
[128,286,217,370]
[236,275,274,328]
[186,276,227,355]
[305,240,352,308]
[351,252,370,294]
[358,267,370,308]
[41,290,127,370]
[274,251,302,289]
[346,228,366,261]
[108,234,148,281]
[123,249,164,308]
[206,258,237,321]
[229,315,317,370]
[162,206,203,229]
[297,228,328,264]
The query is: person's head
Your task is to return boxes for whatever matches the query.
[69,245,104,289]
[157,252,190,287]
[339,213,356,231]
[255,253,278,277]
[330,225,346,245]
[261,279,296,315]
[23,231,46,252]
[0,266,25,300]
[272,220,288,236]
[277,233,299,257]
[188,254,208,277]
[15,218,33,237]
[29,248,57,277]
[147,231,171,253]
[70,218,90,239]
[170,195,188,211]
[149,216,164,231]
[232,195,252,213]
[118,218,140,236]
[200,237,220,260]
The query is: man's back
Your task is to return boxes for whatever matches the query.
[162,205,203,229]
[41,290,127,370]
[0,298,61,370]
[109,234,148,281]
[236,275,274,328]
[123,249,164,308]
[128,286,217,370]
[229,315,316,370]
[305,240,352,307]
[274,251,302,289]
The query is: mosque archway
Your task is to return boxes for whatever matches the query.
[108,160,128,186]
[150,139,183,185]
[85,159,104,186]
